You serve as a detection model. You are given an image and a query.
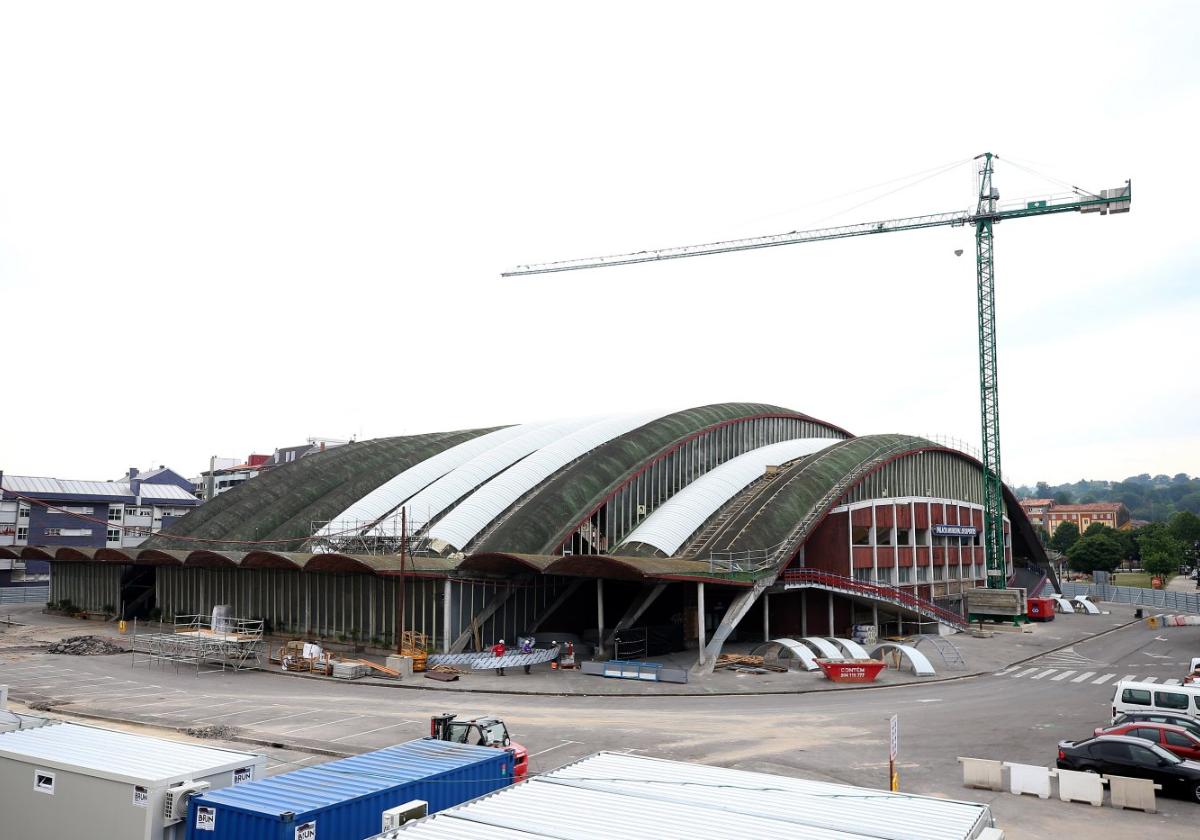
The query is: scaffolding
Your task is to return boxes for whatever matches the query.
[130,614,264,674]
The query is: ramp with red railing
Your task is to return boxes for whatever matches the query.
[781,568,970,631]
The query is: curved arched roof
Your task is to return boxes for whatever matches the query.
[315,423,529,538]
[144,428,499,552]
[428,410,675,550]
[370,417,599,538]
[619,437,834,556]
[472,403,848,555]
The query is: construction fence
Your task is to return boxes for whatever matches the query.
[1059,580,1200,615]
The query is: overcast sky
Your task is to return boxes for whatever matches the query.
[1,2,1196,487]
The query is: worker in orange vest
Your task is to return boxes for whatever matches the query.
[492,639,507,676]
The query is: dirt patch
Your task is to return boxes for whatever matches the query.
[186,725,239,740]
[47,635,126,655]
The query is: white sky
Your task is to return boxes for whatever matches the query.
[1,2,1196,487]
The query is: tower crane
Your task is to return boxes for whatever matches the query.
[503,153,1131,589]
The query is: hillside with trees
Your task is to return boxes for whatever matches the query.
[1014,473,1200,523]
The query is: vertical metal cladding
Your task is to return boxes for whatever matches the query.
[185,739,511,840]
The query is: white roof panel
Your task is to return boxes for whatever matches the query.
[0,475,132,498]
[427,411,672,550]
[137,483,200,501]
[619,438,831,555]
[390,752,994,840]
[371,417,599,537]
[0,722,260,786]
[314,425,531,538]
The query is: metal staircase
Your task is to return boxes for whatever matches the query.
[781,568,971,632]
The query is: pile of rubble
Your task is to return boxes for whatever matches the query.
[46,635,125,656]
[186,725,237,740]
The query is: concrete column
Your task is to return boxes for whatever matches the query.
[442,579,452,654]
[872,603,879,628]
[696,582,706,666]
[596,578,605,659]
[827,591,834,636]
[801,591,808,636]
[762,592,770,642]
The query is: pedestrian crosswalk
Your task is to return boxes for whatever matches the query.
[993,665,1181,687]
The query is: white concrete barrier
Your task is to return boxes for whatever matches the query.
[958,757,1004,791]
[1072,597,1101,615]
[1104,774,1162,813]
[1056,768,1106,806]
[1002,762,1054,799]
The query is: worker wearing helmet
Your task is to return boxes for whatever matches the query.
[492,639,507,676]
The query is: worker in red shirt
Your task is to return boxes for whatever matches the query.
[492,639,507,676]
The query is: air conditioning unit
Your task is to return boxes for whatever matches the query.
[163,780,210,825]
[382,800,428,830]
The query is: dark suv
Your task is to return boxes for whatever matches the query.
[1057,735,1200,802]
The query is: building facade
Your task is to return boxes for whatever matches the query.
[16,404,1052,671]
[1045,502,1130,535]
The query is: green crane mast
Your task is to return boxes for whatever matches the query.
[504,154,1130,588]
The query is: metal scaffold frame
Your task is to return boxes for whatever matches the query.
[130,614,265,674]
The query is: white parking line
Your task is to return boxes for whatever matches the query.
[1093,673,1117,684]
[329,721,415,743]
[528,740,581,759]
[1141,677,1159,684]
[1071,672,1096,683]
[995,667,1019,676]
[278,715,364,735]
[1118,674,1138,684]
[1051,670,1077,681]
[193,704,261,722]
[240,710,323,727]
[1030,669,1057,680]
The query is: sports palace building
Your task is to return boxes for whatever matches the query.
[6,403,1054,672]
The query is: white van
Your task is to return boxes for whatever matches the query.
[1111,680,1200,722]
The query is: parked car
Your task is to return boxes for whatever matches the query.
[1111,711,1200,740]
[1057,735,1200,802]
[1093,722,1200,760]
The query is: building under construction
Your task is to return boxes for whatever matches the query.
[7,403,1054,671]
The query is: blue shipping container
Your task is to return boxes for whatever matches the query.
[186,738,511,840]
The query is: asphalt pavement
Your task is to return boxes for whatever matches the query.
[3,604,1198,839]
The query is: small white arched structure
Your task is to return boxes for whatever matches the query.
[828,637,871,659]
[801,637,844,660]
[1051,596,1076,614]
[750,639,820,671]
[1072,596,1101,615]
[870,643,936,676]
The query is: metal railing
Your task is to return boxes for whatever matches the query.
[782,568,970,630]
[1059,580,1200,615]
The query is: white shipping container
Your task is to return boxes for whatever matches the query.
[0,722,265,840]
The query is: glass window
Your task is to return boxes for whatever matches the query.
[106,528,121,542]
[1095,741,1131,761]
[915,527,929,545]
[895,528,910,545]
[933,564,945,581]
[1130,728,1160,742]
[16,526,28,541]
[1155,691,1189,711]
[1165,731,1194,748]
[44,528,61,537]
[108,507,123,521]
[916,565,930,582]
[1122,688,1152,706]
[876,567,893,584]
[897,566,912,584]
[854,567,872,582]
[874,527,893,546]
[1129,745,1160,765]
[852,526,870,546]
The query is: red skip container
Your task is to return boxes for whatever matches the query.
[815,658,887,683]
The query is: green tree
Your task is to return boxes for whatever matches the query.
[1138,525,1184,579]
[1067,531,1123,573]
[1053,490,1074,505]
[1168,511,1200,564]
[1049,521,1080,554]
[1083,522,1109,538]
